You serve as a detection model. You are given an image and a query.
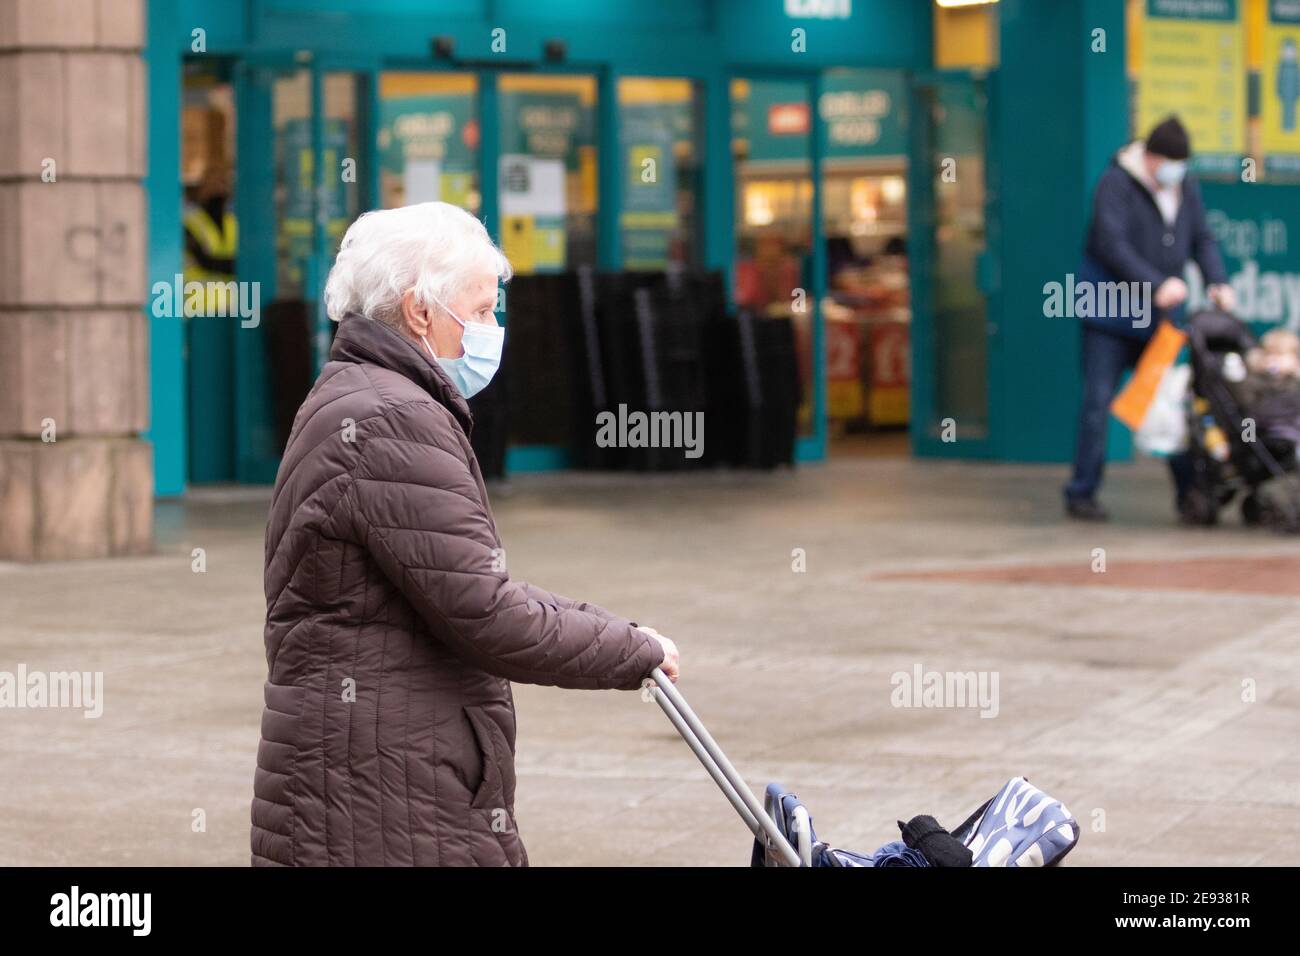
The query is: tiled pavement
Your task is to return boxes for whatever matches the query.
[2,456,1297,865]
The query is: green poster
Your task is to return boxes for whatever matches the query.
[621,101,681,269]
[498,90,592,171]
[377,93,477,207]
[1196,182,1300,332]
[820,69,907,159]
[377,94,476,174]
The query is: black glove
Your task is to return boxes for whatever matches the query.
[898,814,972,868]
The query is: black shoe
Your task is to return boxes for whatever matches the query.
[1065,497,1109,521]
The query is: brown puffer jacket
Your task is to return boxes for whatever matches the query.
[251,313,665,866]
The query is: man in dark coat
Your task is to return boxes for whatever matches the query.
[251,202,679,866]
[1064,116,1234,521]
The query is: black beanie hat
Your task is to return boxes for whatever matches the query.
[1145,116,1190,160]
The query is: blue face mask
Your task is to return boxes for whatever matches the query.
[420,300,505,400]
[1155,160,1187,187]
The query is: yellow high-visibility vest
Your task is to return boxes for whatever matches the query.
[183,204,239,316]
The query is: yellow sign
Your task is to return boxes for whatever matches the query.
[534,226,566,271]
[827,379,863,419]
[500,215,536,274]
[500,215,568,274]
[440,171,474,209]
[1135,0,1245,166]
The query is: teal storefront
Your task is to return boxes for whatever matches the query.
[146,0,1300,496]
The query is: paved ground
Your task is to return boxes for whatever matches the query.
[2,456,1298,866]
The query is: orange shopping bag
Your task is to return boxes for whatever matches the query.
[1110,320,1188,430]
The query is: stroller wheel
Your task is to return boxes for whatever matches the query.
[1267,497,1300,534]
[1241,492,1263,526]
[1255,480,1300,534]
[1180,487,1218,526]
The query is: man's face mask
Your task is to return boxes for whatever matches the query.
[419,297,504,400]
[1155,159,1187,187]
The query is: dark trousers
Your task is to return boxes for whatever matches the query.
[1064,324,1193,503]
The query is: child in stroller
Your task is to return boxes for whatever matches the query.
[1181,309,1300,531]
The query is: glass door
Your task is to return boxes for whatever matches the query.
[910,72,994,456]
[182,59,238,484]
[376,71,480,213]
[496,73,599,275]
[313,70,370,365]
[231,56,304,484]
[819,69,911,455]
[232,58,370,482]
[617,77,702,270]
[374,69,600,272]
[730,75,822,447]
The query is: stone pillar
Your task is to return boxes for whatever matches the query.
[0,0,152,560]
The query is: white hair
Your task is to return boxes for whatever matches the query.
[324,202,512,327]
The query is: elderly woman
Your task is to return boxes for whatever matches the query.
[251,202,679,867]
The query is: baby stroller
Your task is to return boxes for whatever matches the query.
[1181,309,1300,532]
[644,668,1080,867]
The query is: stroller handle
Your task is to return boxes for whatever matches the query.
[645,667,802,867]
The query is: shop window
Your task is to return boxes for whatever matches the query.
[377,72,481,212]
[322,72,367,253]
[820,69,911,441]
[617,77,702,269]
[182,62,239,482]
[732,76,816,437]
[272,69,313,298]
[497,73,598,275]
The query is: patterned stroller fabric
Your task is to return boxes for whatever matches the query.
[752,778,1080,867]
[815,840,928,868]
[752,784,931,867]
[952,777,1081,868]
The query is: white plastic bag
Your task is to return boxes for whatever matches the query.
[1134,363,1191,456]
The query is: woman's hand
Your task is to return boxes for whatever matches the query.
[637,626,680,683]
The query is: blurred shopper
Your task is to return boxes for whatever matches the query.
[251,202,679,867]
[182,162,236,295]
[1064,116,1234,522]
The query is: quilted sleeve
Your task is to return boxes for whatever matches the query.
[520,583,634,627]
[348,423,665,691]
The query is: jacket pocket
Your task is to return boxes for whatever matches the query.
[463,704,516,811]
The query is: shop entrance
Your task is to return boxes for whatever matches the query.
[183,61,616,485]
[179,55,370,485]
[180,61,238,483]
[180,55,986,483]
[208,61,706,481]
[731,69,913,461]
[731,74,820,452]
[820,69,912,459]
[376,71,601,274]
